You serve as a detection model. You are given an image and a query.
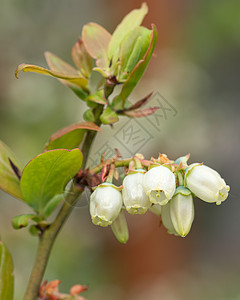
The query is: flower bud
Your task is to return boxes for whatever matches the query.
[149,204,162,216]
[90,183,122,227]
[111,211,129,244]
[143,165,176,205]
[185,164,230,205]
[170,187,194,237]
[161,203,178,236]
[122,170,151,214]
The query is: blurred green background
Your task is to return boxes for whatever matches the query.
[0,0,239,299]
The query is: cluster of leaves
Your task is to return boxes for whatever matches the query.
[15,3,158,125]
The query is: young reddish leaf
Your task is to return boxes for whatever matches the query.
[108,3,148,63]
[0,140,23,199]
[72,38,93,78]
[82,22,111,69]
[15,63,88,90]
[123,106,159,118]
[100,107,119,124]
[70,285,88,295]
[112,24,157,109]
[0,241,14,300]
[117,92,153,113]
[20,149,83,217]
[45,122,101,150]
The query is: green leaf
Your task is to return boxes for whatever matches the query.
[86,90,107,105]
[82,23,111,69]
[72,38,93,78]
[15,62,89,92]
[12,214,40,229]
[0,241,14,300]
[83,109,96,122]
[100,107,119,124]
[20,149,83,217]
[108,3,148,64]
[45,122,101,150]
[0,140,22,199]
[112,24,157,109]
[43,194,65,218]
[45,51,89,100]
[118,26,152,81]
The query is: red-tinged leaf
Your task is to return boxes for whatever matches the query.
[123,106,159,118]
[72,38,93,78]
[15,64,88,90]
[86,90,107,105]
[44,51,89,100]
[112,24,157,109]
[117,92,153,113]
[101,164,110,182]
[70,285,88,295]
[82,22,111,69]
[45,122,101,151]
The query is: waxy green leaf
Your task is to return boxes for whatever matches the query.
[100,107,119,124]
[82,23,111,69]
[108,3,148,64]
[72,38,93,78]
[45,51,89,100]
[118,26,152,81]
[12,214,40,230]
[0,241,14,300]
[20,149,83,217]
[112,24,157,109]
[45,122,101,150]
[0,140,22,199]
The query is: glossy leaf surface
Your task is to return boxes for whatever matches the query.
[20,149,83,217]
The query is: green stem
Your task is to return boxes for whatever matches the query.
[23,115,101,300]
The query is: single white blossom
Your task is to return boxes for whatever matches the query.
[111,211,129,243]
[185,164,230,205]
[143,165,176,205]
[161,203,178,236]
[122,170,151,214]
[170,187,194,237]
[90,183,122,227]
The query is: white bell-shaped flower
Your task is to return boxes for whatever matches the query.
[170,187,194,237]
[185,163,230,205]
[161,203,178,236]
[111,211,129,244]
[122,170,151,214]
[90,183,122,227]
[143,165,176,205]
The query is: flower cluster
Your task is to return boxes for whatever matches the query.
[89,154,230,242]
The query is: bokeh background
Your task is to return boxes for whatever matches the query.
[0,0,239,299]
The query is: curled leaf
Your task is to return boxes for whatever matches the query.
[123,106,159,118]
